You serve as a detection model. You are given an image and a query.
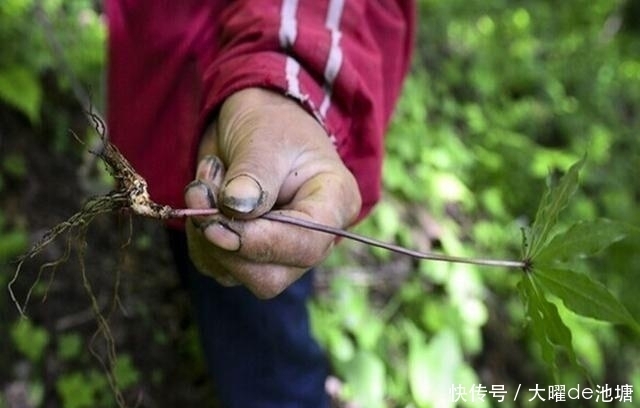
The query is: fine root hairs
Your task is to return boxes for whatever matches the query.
[7,106,168,407]
[8,110,169,314]
[77,240,129,408]
[8,191,128,316]
[7,186,135,407]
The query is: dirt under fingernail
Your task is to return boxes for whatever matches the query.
[222,175,263,214]
[199,155,224,182]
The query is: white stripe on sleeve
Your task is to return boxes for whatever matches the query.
[279,0,299,49]
[319,0,345,118]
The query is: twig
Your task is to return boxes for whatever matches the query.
[167,208,527,270]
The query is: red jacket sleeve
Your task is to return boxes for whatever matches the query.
[107,0,414,221]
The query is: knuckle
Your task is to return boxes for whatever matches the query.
[247,269,299,299]
[249,280,286,299]
[298,244,331,269]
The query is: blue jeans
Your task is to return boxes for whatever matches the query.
[167,230,330,408]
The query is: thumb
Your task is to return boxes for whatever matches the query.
[216,121,293,219]
[215,88,326,218]
[220,172,271,216]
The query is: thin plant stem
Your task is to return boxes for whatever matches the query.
[168,208,527,270]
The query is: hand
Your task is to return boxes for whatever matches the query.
[184,88,361,298]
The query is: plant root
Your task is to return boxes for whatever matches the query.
[8,111,172,315]
[8,111,149,408]
[8,191,128,315]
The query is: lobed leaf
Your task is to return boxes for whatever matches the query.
[534,219,634,266]
[527,156,585,259]
[518,275,585,382]
[534,267,640,332]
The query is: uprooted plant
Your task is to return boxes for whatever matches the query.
[9,109,533,319]
[7,111,640,406]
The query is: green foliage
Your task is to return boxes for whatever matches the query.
[526,157,585,259]
[341,350,386,408]
[10,319,50,363]
[0,0,105,123]
[2,153,27,179]
[0,174,28,263]
[0,67,42,123]
[57,332,84,361]
[517,274,581,381]
[113,354,141,390]
[518,158,640,382]
[56,371,109,408]
[319,154,640,405]
[0,382,44,408]
[55,354,140,408]
[535,267,639,331]
[0,227,28,263]
[407,327,465,408]
[535,219,634,265]
[314,1,640,406]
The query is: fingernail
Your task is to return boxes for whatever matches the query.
[222,175,263,214]
[202,220,241,251]
[198,155,224,182]
[185,180,217,208]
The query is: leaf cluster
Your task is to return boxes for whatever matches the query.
[520,157,639,382]
[0,0,105,124]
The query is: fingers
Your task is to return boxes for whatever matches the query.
[185,155,224,220]
[185,169,359,298]
[185,155,243,252]
[191,211,333,299]
[203,172,360,298]
[186,221,239,286]
[184,155,242,285]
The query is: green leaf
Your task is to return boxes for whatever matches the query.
[0,66,42,123]
[408,327,461,408]
[56,373,97,408]
[10,319,50,363]
[518,275,584,382]
[534,267,640,332]
[57,332,83,361]
[0,230,28,262]
[527,156,585,259]
[342,350,386,408]
[113,354,141,390]
[535,219,634,266]
[327,329,355,362]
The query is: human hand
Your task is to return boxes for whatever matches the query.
[184,88,361,298]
